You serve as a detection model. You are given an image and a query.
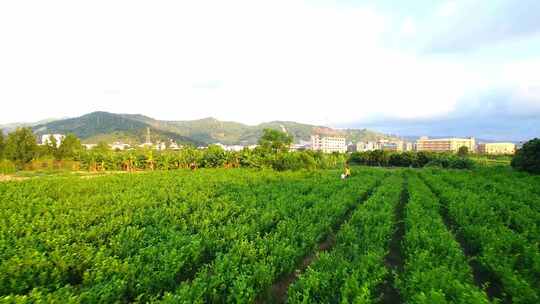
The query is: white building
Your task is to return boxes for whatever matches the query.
[156,142,167,151]
[291,143,309,151]
[110,142,130,151]
[416,136,476,153]
[227,145,245,152]
[311,134,347,153]
[41,134,65,147]
[138,142,154,149]
[356,141,377,152]
[213,143,246,152]
[477,143,515,155]
[169,141,181,150]
[403,142,414,151]
[83,143,97,150]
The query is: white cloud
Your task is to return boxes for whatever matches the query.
[0,0,538,128]
[400,18,417,36]
[436,1,458,17]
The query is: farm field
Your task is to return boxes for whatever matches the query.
[0,167,539,303]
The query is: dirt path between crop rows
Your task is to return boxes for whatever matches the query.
[378,176,407,304]
[418,174,510,304]
[258,177,386,304]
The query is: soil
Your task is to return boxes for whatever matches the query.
[379,177,408,304]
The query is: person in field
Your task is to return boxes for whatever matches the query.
[341,164,351,179]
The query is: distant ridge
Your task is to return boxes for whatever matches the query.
[22,111,400,145]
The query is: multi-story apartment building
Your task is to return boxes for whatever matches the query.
[311,133,347,153]
[416,136,476,153]
[381,141,402,152]
[403,142,414,151]
[477,143,516,155]
[357,140,412,152]
[356,141,377,152]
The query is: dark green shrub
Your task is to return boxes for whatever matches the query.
[414,151,430,167]
[424,159,444,168]
[448,156,474,169]
[511,138,540,174]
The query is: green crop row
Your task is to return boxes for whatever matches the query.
[0,169,386,303]
[468,167,540,204]
[397,173,489,303]
[0,169,382,302]
[438,170,540,247]
[420,171,540,304]
[286,174,403,303]
[161,172,385,303]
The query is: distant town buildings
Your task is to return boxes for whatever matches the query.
[404,142,414,152]
[291,140,312,151]
[110,142,130,151]
[380,141,403,152]
[416,136,476,153]
[41,134,65,147]
[356,141,377,152]
[169,141,182,150]
[83,137,183,151]
[214,143,245,152]
[311,133,347,153]
[138,142,153,149]
[477,142,515,155]
[355,139,414,152]
[82,143,97,150]
[156,142,167,151]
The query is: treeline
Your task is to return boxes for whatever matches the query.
[349,150,475,169]
[0,128,347,173]
[9,127,536,174]
[74,146,347,172]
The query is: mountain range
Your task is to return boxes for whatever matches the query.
[1,111,399,146]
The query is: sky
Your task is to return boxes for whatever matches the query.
[1,0,539,140]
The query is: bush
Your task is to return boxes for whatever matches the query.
[271,152,318,171]
[511,138,540,174]
[200,145,227,168]
[415,151,431,167]
[424,159,444,168]
[448,156,474,169]
[389,152,416,167]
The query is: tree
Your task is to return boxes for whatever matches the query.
[201,145,226,168]
[4,128,39,166]
[511,138,540,174]
[57,133,82,160]
[44,135,58,158]
[457,146,469,157]
[258,129,293,153]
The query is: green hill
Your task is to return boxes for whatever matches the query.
[30,111,398,145]
[32,112,200,146]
